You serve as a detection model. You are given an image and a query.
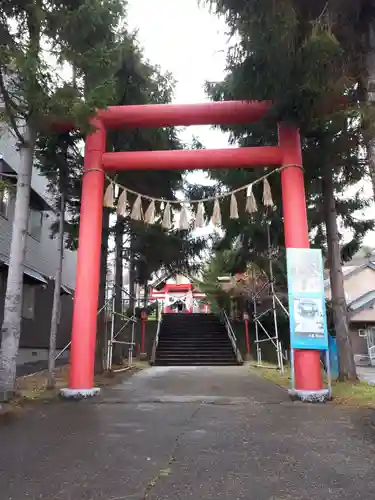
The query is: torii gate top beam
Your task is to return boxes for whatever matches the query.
[97,100,272,129]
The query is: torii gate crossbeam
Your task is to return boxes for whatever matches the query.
[61,100,324,401]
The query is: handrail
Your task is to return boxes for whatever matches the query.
[150,301,163,364]
[222,309,237,349]
[222,310,243,364]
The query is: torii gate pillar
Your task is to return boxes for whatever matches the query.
[279,124,323,396]
[60,119,106,398]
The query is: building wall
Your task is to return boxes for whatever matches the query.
[0,214,77,290]
[0,127,54,205]
[0,274,73,351]
[0,124,77,357]
[325,267,375,305]
[349,327,368,357]
[0,129,77,289]
[16,347,70,365]
[324,267,375,360]
[350,307,375,322]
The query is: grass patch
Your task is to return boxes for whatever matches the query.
[249,363,291,389]
[16,365,70,401]
[15,361,148,398]
[249,362,375,408]
[330,381,375,408]
[1,360,149,420]
[127,360,150,371]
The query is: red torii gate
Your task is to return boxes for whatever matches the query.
[61,100,323,399]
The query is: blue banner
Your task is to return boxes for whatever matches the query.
[328,336,339,378]
[286,248,329,351]
[321,335,338,378]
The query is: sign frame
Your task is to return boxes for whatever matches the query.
[286,248,329,351]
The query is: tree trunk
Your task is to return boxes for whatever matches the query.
[322,170,357,381]
[47,191,65,388]
[0,124,36,399]
[128,238,136,313]
[143,283,148,309]
[366,21,375,198]
[367,140,375,197]
[95,207,109,373]
[113,217,124,363]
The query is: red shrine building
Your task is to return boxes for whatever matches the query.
[149,272,209,314]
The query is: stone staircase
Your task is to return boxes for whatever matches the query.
[154,313,240,366]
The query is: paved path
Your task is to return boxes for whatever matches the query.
[1,366,375,499]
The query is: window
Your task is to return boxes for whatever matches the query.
[22,284,36,320]
[28,208,43,241]
[0,188,11,218]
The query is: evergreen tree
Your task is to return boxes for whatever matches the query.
[204,0,374,379]
[0,0,126,396]
[36,24,207,370]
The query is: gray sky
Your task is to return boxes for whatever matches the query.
[127,0,230,151]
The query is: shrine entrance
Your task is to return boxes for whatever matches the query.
[149,272,209,315]
[172,301,184,313]
[61,100,324,400]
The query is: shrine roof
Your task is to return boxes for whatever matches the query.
[151,270,199,291]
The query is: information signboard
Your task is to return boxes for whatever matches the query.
[286,248,329,350]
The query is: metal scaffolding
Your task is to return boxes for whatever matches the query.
[54,297,113,363]
[55,283,139,372]
[252,221,288,374]
[105,283,138,371]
